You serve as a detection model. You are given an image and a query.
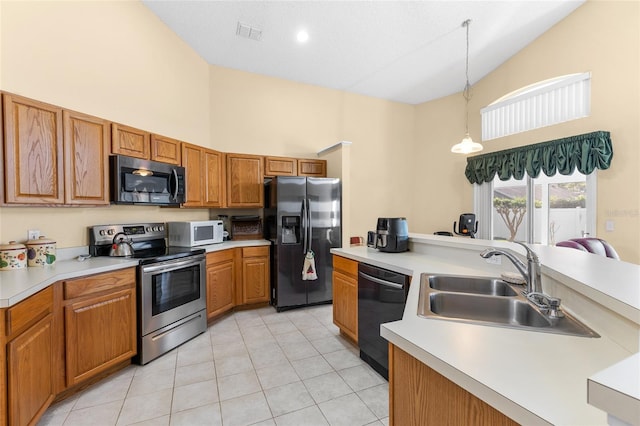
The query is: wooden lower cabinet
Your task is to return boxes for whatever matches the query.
[240,246,270,305]
[389,344,518,426]
[207,245,270,320]
[3,286,55,426]
[206,250,236,320]
[332,255,358,342]
[62,268,137,387]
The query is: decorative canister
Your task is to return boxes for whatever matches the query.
[26,236,57,267]
[0,241,28,270]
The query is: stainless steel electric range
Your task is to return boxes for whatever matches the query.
[89,223,206,365]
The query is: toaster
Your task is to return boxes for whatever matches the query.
[367,217,409,253]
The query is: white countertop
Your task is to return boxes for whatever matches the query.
[0,256,139,308]
[588,353,640,426]
[200,239,270,253]
[332,235,640,426]
[0,239,270,308]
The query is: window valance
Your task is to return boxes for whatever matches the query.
[464,131,613,184]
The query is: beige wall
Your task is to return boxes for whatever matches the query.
[0,0,638,263]
[0,0,212,247]
[459,0,639,262]
[209,65,416,241]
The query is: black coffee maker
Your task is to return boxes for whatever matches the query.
[367,218,409,253]
[453,213,478,238]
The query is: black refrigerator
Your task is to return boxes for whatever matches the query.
[264,176,342,311]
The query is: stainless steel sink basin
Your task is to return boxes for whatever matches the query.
[418,274,599,338]
[429,293,550,327]
[429,275,518,296]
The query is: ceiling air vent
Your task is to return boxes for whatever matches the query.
[236,22,262,41]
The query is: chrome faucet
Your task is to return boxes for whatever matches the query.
[479,241,542,295]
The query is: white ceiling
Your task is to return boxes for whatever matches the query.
[142,0,585,105]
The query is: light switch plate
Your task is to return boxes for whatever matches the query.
[28,229,40,240]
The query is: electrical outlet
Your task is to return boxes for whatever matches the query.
[27,229,40,240]
[485,255,501,265]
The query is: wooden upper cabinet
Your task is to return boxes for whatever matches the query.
[111,123,150,159]
[264,156,297,177]
[203,148,225,207]
[3,94,65,204]
[150,134,181,165]
[181,142,204,207]
[298,159,327,177]
[226,153,264,208]
[63,110,110,205]
[181,143,225,208]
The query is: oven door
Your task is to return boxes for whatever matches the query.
[139,254,206,336]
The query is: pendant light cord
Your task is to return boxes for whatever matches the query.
[462,19,472,135]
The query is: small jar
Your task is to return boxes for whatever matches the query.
[0,241,28,270]
[26,236,57,267]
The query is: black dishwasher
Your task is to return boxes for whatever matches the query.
[358,263,410,379]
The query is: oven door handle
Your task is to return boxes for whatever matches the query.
[358,271,405,289]
[141,257,203,274]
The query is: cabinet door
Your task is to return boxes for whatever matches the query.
[298,159,327,177]
[206,259,235,320]
[63,110,110,205]
[203,148,225,207]
[264,156,297,176]
[181,143,204,207]
[332,270,358,342]
[3,94,64,204]
[226,153,264,207]
[242,250,270,305]
[390,345,519,426]
[151,134,181,165]
[7,314,55,426]
[64,287,136,386]
[111,123,150,159]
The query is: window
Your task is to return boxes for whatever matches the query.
[475,170,595,244]
[481,73,591,141]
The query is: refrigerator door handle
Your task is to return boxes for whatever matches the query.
[307,198,313,252]
[302,199,308,254]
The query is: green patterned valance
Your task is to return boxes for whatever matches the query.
[465,131,613,184]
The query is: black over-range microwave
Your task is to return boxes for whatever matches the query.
[110,155,186,206]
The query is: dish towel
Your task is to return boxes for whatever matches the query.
[302,250,318,281]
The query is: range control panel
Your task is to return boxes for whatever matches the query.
[89,223,166,246]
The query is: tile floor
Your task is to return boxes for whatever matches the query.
[39,304,389,426]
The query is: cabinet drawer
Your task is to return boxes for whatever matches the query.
[333,255,358,276]
[64,268,136,300]
[207,249,235,265]
[6,286,53,338]
[242,246,269,258]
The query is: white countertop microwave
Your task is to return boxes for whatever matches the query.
[168,221,224,247]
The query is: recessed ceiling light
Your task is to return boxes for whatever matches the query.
[296,30,309,43]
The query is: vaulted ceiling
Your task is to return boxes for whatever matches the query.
[143,0,585,104]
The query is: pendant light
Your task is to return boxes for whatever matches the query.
[451,19,483,154]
